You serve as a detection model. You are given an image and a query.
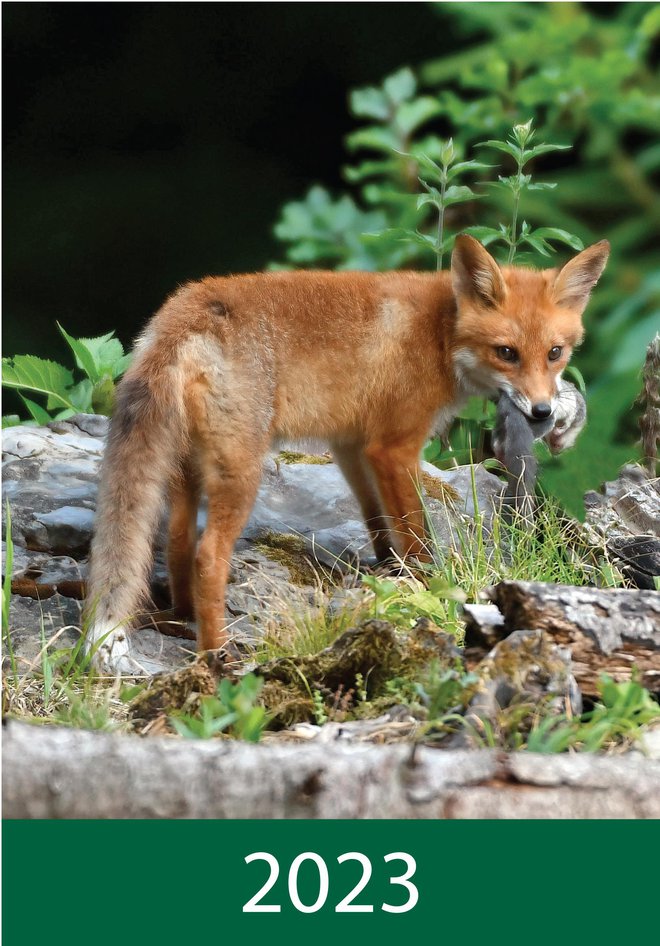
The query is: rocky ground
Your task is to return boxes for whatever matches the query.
[3,414,660,817]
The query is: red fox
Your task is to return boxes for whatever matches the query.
[85,235,609,671]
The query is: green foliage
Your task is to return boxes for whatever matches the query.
[2,325,130,425]
[526,674,660,754]
[54,689,118,732]
[273,68,448,271]
[363,573,466,639]
[385,659,479,720]
[474,120,579,263]
[384,138,492,270]
[431,672,660,754]
[169,673,269,742]
[431,487,625,606]
[414,661,479,720]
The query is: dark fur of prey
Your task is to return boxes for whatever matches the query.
[493,392,555,518]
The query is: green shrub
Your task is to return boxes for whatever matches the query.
[2,324,130,425]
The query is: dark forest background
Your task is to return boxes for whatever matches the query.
[4,2,449,357]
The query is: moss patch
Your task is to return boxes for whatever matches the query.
[254,530,321,587]
[278,450,332,465]
[128,657,221,731]
[421,472,461,503]
[258,616,460,727]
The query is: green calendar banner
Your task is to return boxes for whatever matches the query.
[3,820,659,945]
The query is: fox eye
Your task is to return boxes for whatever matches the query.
[548,346,563,361]
[495,346,518,363]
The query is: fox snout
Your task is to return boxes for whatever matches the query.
[530,402,552,420]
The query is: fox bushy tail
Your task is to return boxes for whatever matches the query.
[85,349,186,653]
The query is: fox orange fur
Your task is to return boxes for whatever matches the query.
[85,235,609,670]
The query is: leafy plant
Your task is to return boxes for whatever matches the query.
[2,324,130,425]
[526,674,660,754]
[379,138,492,270]
[169,672,269,742]
[471,119,581,262]
[363,572,466,639]
[414,661,480,720]
[54,688,119,732]
[273,68,448,271]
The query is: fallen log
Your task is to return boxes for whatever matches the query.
[487,581,660,696]
[3,720,660,819]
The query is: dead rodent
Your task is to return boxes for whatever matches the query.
[492,381,586,516]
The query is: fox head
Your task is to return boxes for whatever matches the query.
[450,234,609,420]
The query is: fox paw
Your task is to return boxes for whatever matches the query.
[86,626,137,675]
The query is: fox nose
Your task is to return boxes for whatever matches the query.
[531,402,552,419]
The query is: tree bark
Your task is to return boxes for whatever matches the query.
[3,720,660,819]
[486,581,660,696]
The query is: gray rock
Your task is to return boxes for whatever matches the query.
[3,545,86,599]
[584,464,660,540]
[49,413,110,438]
[25,506,96,554]
[6,594,82,667]
[3,425,101,551]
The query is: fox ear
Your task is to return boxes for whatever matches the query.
[451,235,506,308]
[552,240,610,311]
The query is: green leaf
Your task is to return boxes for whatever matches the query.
[406,151,445,183]
[520,233,553,257]
[477,139,523,162]
[395,97,442,136]
[417,192,440,211]
[2,355,75,411]
[346,126,399,154]
[369,228,437,252]
[447,160,495,181]
[522,142,571,162]
[530,227,584,251]
[57,324,130,383]
[440,138,455,167]
[526,182,557,191]
[512,120,534,147]
[443,184,482,206]
[349,86,390,121]
[564,365,586,396]
[91,376,116,416]
[343,159,394,183]
[19,395,53,425]
[66,379,94,413]
[2,415,22,429]
[462,226,504,246]
[383,67,416,105]
[57,323,101,382]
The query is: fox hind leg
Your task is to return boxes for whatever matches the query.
[167,461,201,619]
[194,458,263,651]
